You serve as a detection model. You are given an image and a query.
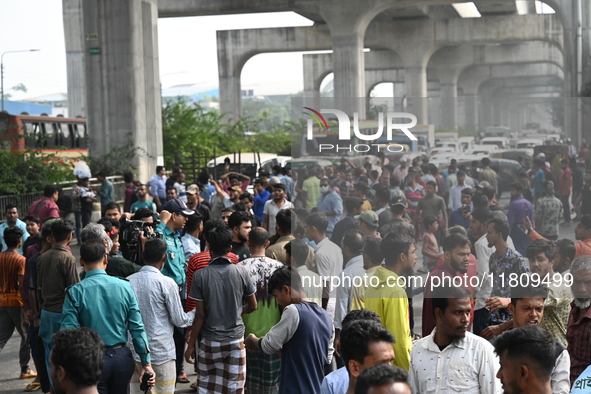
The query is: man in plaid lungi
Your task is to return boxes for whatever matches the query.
[185,222,257,394]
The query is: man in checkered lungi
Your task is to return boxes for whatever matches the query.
[185,221,258,394]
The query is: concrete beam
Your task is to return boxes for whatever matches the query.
[158,0,291,18]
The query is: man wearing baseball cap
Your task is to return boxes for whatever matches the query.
[355,210,380,239]
[157,198,194,383]
[185,184,212,223]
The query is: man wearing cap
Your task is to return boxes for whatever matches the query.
[156,198,194,384]
[185,184,212,224]
[356,210,380,239]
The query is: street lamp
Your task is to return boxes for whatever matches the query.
[1,49,40,111]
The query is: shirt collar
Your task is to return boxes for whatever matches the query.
[345,255,364,269]
[183,233,199,243]
[424,327,467,352]
[315,237,329,250]
[85,269,107,278]
[276,235,295,243]
[210,256,232,265]
[52,244,70,252]
[140,265,161,274]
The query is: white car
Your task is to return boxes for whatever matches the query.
[429,147,454,157]
[458,137,475,152]
[468,145,498,156]
[516,139,544,149]
[480,137,509,150]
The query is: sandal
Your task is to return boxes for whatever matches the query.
[190,381,198,391]
[25,382,41,392]
[177,373,190,384]
[20,370,37,379]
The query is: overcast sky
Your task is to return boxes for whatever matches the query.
[0,0,331,100]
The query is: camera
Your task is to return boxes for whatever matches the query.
[120,219,162,265]
[140,371,153,392]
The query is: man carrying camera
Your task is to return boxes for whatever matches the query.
[155,198,194,384]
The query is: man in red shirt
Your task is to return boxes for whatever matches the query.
[559,159,572,224]
[28,185,60,228]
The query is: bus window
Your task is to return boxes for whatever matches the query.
[61,123,71,148]
[72,124,81,148]
[23,121,41,149]
[53,123,62,147]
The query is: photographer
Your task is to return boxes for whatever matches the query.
[154,198,194,384]
[119,208,159,265]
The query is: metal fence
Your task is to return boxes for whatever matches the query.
[0,175,126,220]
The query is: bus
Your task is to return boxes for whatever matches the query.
[0,112,87,160]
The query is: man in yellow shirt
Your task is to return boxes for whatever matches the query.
[365,232,416,371]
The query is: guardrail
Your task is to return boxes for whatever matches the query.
[0,176,126,220]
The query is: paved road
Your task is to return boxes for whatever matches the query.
[0,215,577,393]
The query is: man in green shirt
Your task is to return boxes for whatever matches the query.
[60,241,155,393]
[301,166,322,210]
[130,184,157,214]
[156,198,194,384]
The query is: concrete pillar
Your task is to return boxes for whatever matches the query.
[404,65,429,125]
[393,82,405,112]
[464,93,478,130]
[82,0,162,182]
[331,33,366,117]
[481,97,492,129]
[63,0,86,117]
[436,67,460,129]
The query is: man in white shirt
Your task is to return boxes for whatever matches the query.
[263,183,294,236]
[305,212,343,319]
[127,238,195,394]
[409,285,501,394]
[448,171,471,211]
[334,230,366,351]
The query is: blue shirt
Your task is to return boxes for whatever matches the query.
[150,174,167,199]
[507,195,534,229]
[534,169,546,197]
[449,207,470,230]
[316,191,343,234]
[157,221,186,287]
[0,219,29,254]
[60,269,151,364]
[181,233,201,262]
[99,179,114,207]
[321,366,349,394]
[253,189,270,221]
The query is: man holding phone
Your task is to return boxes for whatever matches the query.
[449,188,473,230]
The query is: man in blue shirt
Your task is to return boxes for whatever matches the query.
[0,204,28,254]
[533,159,546,201]
[60,241,155,394]
[95,172,114,217]
[149,166,167,211]
[253,179,270,222]
[317,178,343,238]
[449,188,473,230]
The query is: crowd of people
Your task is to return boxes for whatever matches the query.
[0,145,590,394]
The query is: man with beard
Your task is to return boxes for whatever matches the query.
[494,326,554,394]
[263,183,294,237]
[421,233,471,337]
[567,255,591,385]
[365,233,415,371]
[503,285,571,394]
[481,240,572,347]
[130,184,157,215]
[228,211,252,262]
[49,328,104,394]
[409,285,500,394]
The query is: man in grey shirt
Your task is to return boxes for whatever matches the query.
[184,222,257,394]
[127,238,195,394]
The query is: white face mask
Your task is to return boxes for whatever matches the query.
[321,185,330,193]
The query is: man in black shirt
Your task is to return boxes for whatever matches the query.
[228,211,253,261]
